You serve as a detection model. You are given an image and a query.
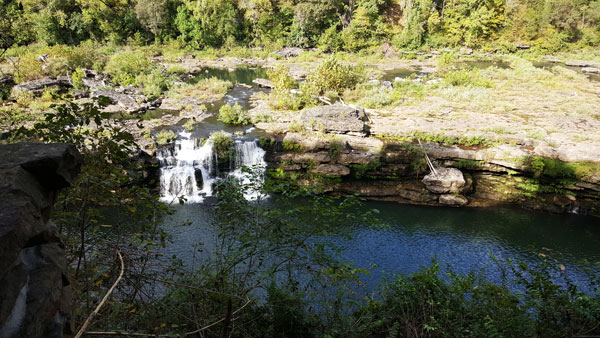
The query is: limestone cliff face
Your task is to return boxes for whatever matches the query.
[0,143,82,338]
[265,133,600,217]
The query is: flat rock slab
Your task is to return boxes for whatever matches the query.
[301,103,367,136]
[12,78,71,95]
[252,78,273,88]
[582,67,600,74]
[565,60,600,67]
[311,164,351,176]
[422,167,466,194]
[92,89,161,114]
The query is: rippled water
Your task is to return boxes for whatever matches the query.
[160,200,600,291]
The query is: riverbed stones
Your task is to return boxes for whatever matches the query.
[422,167,466,194]
[300,103,367,136]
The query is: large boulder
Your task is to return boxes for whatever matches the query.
[439,194,469,206]
[301,104,367,136]
[422,167,466,194]
[0,143,82,338]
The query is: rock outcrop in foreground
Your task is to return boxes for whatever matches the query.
[0,143,82,338]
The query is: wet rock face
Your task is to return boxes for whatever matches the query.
[300,104,367,136]
[0,143,82,338]
[422,168,466,194]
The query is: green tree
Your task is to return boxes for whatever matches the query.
[0,0,31,58]
[135,0,168,41]
[175,0,240,48]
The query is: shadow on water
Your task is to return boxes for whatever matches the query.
[159,200,600,293]
[533,61,600,82]
[188,67,269,86]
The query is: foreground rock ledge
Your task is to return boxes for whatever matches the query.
[0,143,82,338]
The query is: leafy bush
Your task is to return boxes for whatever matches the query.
[13,44,101,83]
[71,67,86,90]
[136,69,171,99]
[318,25,344,52]
[267,65,297,94]
[209,130,235,164]
[218,102,251,125]
[437,51,457,72]
[305,56,363,95]
[104,51,152,86]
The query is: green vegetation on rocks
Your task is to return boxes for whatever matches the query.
[218,102,251,125]
[209,130,235,164]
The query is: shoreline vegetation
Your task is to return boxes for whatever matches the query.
[1,0,600,337]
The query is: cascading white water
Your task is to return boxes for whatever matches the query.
[158,132,267,204]
[231,140,267,200]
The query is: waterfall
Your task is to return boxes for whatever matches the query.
[231,140,267,200]
[158,132,266,204]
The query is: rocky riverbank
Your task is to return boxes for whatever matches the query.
[3,52,600,216]
[258,104,600,217]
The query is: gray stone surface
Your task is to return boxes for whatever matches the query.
[11,78,71,95]
[565,60,600,67]
[311,164,351,176]
[422,167,466,194]
[301,104,367,136]
[252,78,273,88]
[0,143,81,338]
[274,47,305,58]
[439,194,469,206]
[582,67,600,74]
[92,89,162,114]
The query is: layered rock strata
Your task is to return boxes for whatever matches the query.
[0,143,82,338]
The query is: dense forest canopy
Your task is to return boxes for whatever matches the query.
[1,0,600,52]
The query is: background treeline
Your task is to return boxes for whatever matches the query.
[2,0,600,53]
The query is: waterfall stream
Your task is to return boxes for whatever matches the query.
[157,132,267,204]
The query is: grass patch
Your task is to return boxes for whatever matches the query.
[169,77,233,102]
[442,68,493,88]
[155,129,177,145]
